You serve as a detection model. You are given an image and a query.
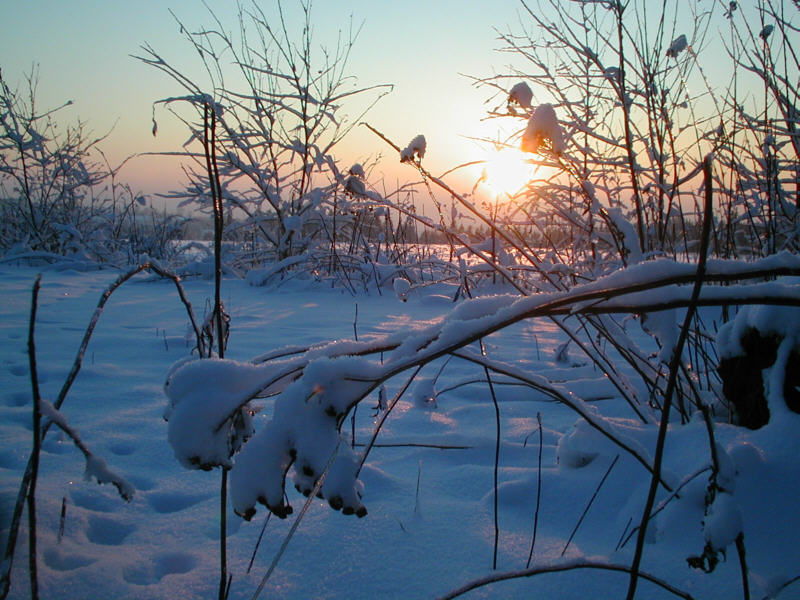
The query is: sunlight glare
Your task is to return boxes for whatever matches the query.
[481,147,534,197]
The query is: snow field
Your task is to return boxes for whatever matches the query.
[1,265,799,599]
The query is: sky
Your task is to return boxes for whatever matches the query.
[1,0,755,215]
[1,0,533,204]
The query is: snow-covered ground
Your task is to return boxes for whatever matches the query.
[1,265,799,599]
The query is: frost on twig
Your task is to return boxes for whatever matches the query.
[39,399,134,502]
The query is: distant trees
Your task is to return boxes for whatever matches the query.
[0,68,186,265]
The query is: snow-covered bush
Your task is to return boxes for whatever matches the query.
[0,68,188,266]
[137,2,391,279]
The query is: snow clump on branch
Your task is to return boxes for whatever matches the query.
[400,135,426,163]
[666,34,688,58]
[521,103,567,155]
[164,358,255,470]
[508,82,533,110]
[229,355,375,520]
[345,163,367,195]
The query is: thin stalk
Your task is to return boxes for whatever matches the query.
[252,442,342,600]
[480,339,501,571]
[438,560,695,600]
[561,454,619,557]
[26,275,43,600]
[247,512,271,574]
[219,468,228,600]
[626,156,716,599]
[525,412,543,569]
[204,101,228,600]
[735,533,750,600]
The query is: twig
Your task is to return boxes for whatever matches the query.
[480,340,501,571]
[437,560,695,600]
[626,156,716,599]
[26,274,42,600]
[219,468,229,600]
[251,441,342,600]
[247,512,271,574]
[356,365,423,476]
[735,533,750,600]
[352,442,473,450]
[761,574,800,600]
[57,497,67,544]
[526,412,543,569]
[414,461,422,515]
[561,454,620,557]
[204,99,230,600]
[618,465,711,550]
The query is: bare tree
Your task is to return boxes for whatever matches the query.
[136,0,391,268]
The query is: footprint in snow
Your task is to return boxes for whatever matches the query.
[43,547,95,571]
[41,436,72,455]
[0,447,27,469]
[122,552,197,585]
[3,391,29,407]
[7,363,27,377]
[108,440,137,456]
[86,514,136,545]
[146,491,210,514]
[126,474,155,491]
[70,488,124,513]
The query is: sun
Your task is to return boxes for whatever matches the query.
[481,147,534,197]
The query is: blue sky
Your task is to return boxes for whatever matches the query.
[1,0,529,199]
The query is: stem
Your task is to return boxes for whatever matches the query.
[735,533,750,600]
[219,468,228,600]
[26,275,42,600]
[561,454,619,557]
[525,412,543,569]
[438,560,694,600]
[484,355,501,571]
[205,102,228,600]
[626,156,715,599]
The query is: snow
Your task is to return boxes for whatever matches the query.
[392,277,411,301]
[399,135,426,163]
[716,303,800,359]
[508,82,533,109]
[666,35,688,58]
[348,163,365,179]
[703,491,742,551]
[1,265,800,599]
[521,103,567,155]
[164,358,258,470]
